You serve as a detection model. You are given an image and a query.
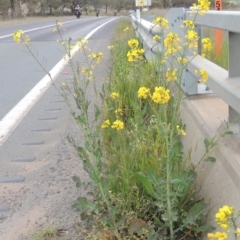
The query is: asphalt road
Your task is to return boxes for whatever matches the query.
[0,16,117,120]
[0,15,121,238]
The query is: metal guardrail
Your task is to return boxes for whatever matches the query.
[129,9,240,129]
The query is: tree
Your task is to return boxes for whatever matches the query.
[10,0,17,18]
[101,0,111,13]
[0,0,10,19]
[46,0,62,14]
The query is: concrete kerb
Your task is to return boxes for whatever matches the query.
[180,96,240,232]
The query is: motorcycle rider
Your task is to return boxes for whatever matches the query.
[96,8,100,17]
[75,5,81,12]
[74,5,82,18]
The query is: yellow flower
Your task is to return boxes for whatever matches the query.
[88,52,103,64]
[166,68,178,81]
[153,16,169,29]
[176,125,186,136]
[128,39,139,49]
[207,233,215,238]
[24,35,30,44]
[13,30,24,43]
[191,0,210,15]
[185,30,199,49]
[177,57,188,65]
[201,38,212,57]
[115,108,123,116]
[215,205,234,224]
[101,119,110,129]
[215,212,227,223]
[236,228,240,237]
[138,87,150,99]
[56,21,63,26]
[215,232,227,240]
[164,32,181,56]
[111,120,124,131]
[123,27,130,32]
[197,0,210,12]
[220,224,228,229]
[183,20,195,29]
[207,232,227,240]
[81,67,93,80]
[153,35,161,44]
[108,45,114,50]
[151,87,170,104]
[127,48,145,62]
[76,39,88,50]
[185,30,198,41]
[110,92,119,99]
[199,69,208,83]
[202,38,212,51]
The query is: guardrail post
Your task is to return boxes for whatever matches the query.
[228,32,240,125]
[136,9,141,19]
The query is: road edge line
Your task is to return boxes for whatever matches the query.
[0,17,118,146]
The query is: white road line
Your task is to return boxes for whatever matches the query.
[0,19,89,39]
[0,17,117,146]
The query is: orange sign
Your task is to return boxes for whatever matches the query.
[215,0,222,56]
[215,0,222,10]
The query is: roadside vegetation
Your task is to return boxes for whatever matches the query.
[202,28,229,70]
[12,0,239,238]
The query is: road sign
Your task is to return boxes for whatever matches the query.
[215,0,222,56]
[215,0,222,10]
[135,0,152,7]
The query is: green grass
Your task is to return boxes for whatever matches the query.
[69,18,216,239]
[32,228,63,240]
[202,27,228,69]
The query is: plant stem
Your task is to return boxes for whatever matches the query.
[164,107,174,240]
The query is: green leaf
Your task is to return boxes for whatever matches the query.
[221,131,233,137]
[94,104,101,121]
[154,216,162,226]
[196,225,216,233]
[72,176,82,188]
[162,210,178,222]
[89,170,100,183]
[204,157,216,162]
[72,197,96,212]
[76,146,89,162]
[204,138,210,152]
[146,168,160,186]
[171,170,197,203]
[186,200,208,225]
[135,172,155,197]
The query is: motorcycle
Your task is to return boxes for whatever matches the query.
[75,9,81,18]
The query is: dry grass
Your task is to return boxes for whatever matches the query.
[147,8,169,17]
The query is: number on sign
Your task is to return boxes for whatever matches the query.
[215,0,222,10]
